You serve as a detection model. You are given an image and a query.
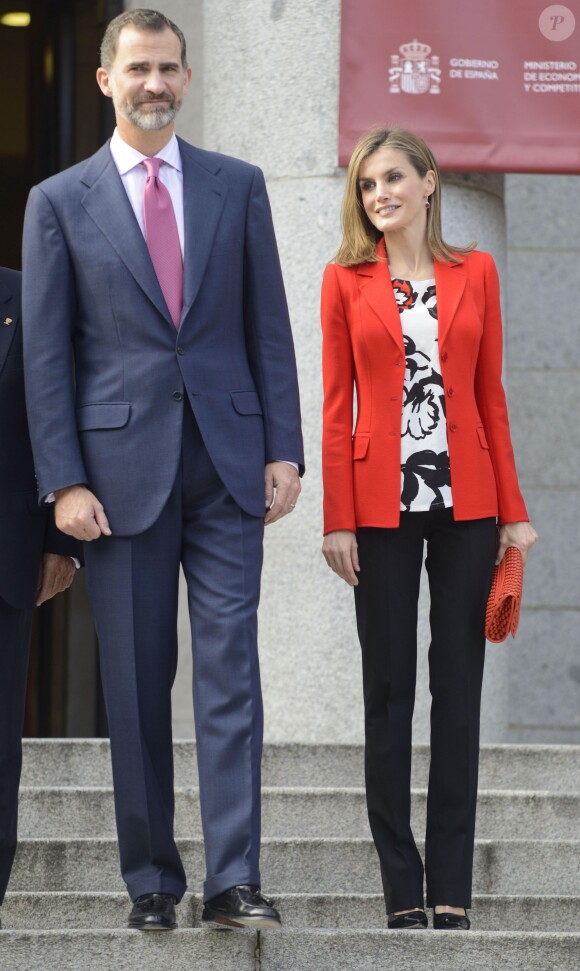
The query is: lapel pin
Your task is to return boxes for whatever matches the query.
[3,317,12,326]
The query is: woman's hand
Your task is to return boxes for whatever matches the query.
[322,529,360,586]
[496,521,538,566]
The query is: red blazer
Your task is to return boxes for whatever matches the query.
[321,240,528,534]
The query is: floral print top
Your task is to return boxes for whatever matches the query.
[391,278,452,513]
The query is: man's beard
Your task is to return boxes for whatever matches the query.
[110,81,181,131]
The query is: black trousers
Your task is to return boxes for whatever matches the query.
[0,598,33,904]
[354,508,496,913]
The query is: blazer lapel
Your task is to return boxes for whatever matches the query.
[357,238,467,352]
[0,278,18,375]
[357,238,405,355]
[178,139,227,323]
[435,258,466,349]
[80,143,171,324]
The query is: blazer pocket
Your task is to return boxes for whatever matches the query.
[230,390,263,416]
[76,402,131,431]
[476,425,490,449]
[352,434,370,460]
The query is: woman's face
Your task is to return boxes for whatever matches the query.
[358,146,435,237]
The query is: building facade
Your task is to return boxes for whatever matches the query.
[1,0,577,742]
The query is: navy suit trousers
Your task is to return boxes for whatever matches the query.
[84,401,264,902]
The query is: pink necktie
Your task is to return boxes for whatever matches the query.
[142,157,183,329]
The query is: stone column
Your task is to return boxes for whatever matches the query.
[504,173,580,744]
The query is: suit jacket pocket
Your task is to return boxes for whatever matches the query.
[352,434,370,460]
[76,402,131,431]
[476,424,490,449]
[230,390,263,416]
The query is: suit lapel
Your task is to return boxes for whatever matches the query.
[179,139,227,323]
[435,258,466,348]
[81,140,227,328]
[80,143,171,324]
[357,238,405,354]
[0,277,19,375]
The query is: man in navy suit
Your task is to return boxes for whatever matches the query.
[22,9,303,931]
[0,266,79,928]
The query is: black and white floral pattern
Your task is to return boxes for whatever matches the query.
[392,278,452,512]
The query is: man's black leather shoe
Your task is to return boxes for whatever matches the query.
[433,909,470,930]
[128,892,178,930]
[202,885,281,929]
[387,909,428,929]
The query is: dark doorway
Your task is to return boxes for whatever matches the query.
[0,0,122,735]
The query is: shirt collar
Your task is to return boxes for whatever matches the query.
[110,128,182,176]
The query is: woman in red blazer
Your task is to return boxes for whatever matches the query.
[321,128,537,930]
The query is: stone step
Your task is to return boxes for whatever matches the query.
[0,929,577,971]
[17,786,580,840]
[20,740,580,791]
[0,929,257,971]
[259,929,580,971]
[2,891,579,932]
[10,838,580,895]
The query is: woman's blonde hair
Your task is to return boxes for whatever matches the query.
[335,126,475,267]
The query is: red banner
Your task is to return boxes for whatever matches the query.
[339,1,580,172]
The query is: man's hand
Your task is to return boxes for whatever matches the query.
[264,462,301,524]
[322,529,360,586]
[54,484,112,541]
[36,553,76,606]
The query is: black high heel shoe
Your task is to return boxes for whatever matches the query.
[433,909,470,930]
[388,909,428,929]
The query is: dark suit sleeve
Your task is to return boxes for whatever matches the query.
[242,167,304,474]
[22,185,89,502]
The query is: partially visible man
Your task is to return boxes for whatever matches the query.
[23,8,303,932]
[0,266,80,927]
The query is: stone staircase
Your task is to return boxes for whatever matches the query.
[1,741,579,969]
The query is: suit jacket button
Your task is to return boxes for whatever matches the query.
[450,422,458,432]
[177,346,185,355]
[447,387,454,397]
[173,391,183,401]
[390,395,398,401]
[441,351,448,362]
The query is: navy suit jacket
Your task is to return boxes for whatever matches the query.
[0,268,80,609]
[22,138,304,536]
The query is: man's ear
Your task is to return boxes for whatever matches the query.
[96,67,113,98]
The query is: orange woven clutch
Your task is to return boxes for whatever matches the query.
[485,546,524,643]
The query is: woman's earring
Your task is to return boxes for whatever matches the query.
[425,199,431,209]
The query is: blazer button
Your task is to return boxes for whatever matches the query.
[173,391,183,401]
[395,361,404,367]
[390,395,398,401]
[449,422,458,432]
[441,351,448,362]
[447,387,455,397]
[177,346,185,355]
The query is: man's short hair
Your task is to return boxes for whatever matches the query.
[100,8,188,69]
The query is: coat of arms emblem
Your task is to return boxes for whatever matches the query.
[389,39,441,95]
